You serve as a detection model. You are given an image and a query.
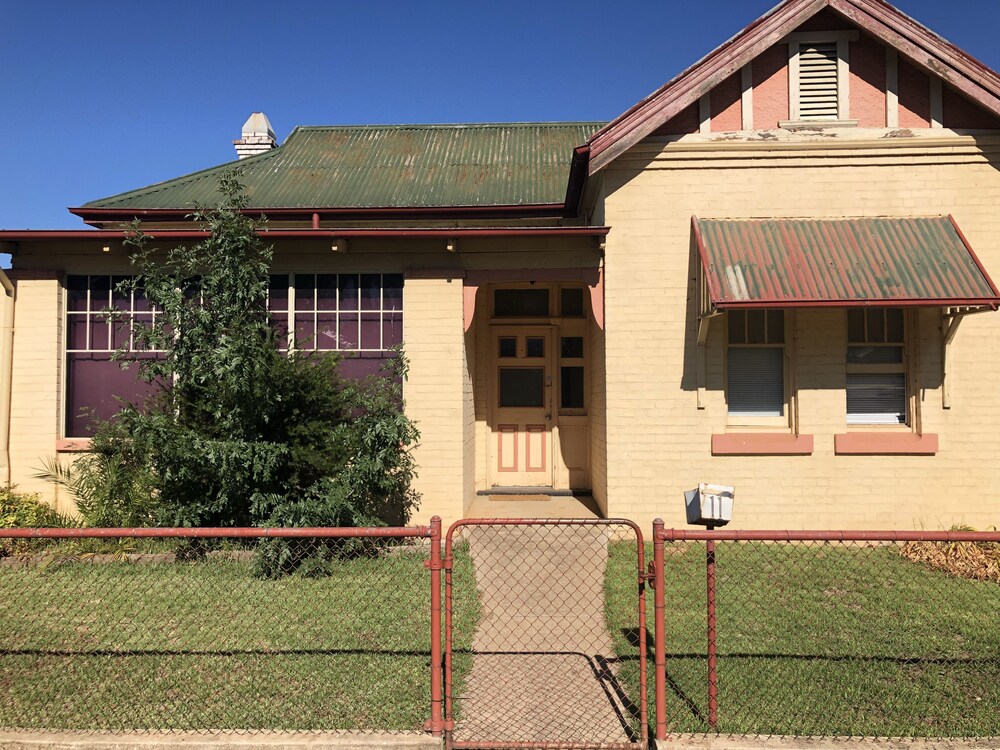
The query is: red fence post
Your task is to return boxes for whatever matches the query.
[706,532,718,729]
[653,518,667,742]
[427,516,444,737]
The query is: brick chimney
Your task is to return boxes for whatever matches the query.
[233,112,276,159]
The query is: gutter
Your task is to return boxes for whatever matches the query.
[0,227,611,241]
[0,269,13,484]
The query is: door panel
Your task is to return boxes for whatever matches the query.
[490,327,554,487]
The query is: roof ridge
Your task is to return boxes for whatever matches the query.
[293,121,606,130]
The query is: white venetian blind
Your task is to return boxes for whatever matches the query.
[799,43,839,120]
[727,347,785,417]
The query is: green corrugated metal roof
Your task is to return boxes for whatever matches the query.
[695,216,1000,307]
[83,122,604,210]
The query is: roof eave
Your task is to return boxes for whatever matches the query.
[587,0,1000,175]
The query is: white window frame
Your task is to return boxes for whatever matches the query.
[725,309,790,428]
[781,30,859,128]
[845,308,912,427]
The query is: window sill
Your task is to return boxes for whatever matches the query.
[56,438,92,453]
[712,433,814,456]
[834,433,938,455]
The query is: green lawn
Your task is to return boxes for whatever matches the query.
[605,541,1000,737]
[0,541,477,732]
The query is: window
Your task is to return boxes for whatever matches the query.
[494,288,550,317]
[727,310,785,420]
[65,275,161,438]
[559,336,585,411]
[66,273,404,437]
[846,308,906,425]
[782,31,858,126]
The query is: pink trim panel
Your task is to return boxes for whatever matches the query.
[56,438,93,452]
[712,433,814,455]
[835,432,938,455]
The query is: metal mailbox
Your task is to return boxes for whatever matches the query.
[684,483,735,527]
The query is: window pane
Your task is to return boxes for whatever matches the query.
[498,368,545,408]
[316,312,338,350]
[561,366,584,409]
[847,373,906,424]
[886,308,904,342]
[66,315,88,350]
[338,275,359,311]
[561,336,584,359]
[561,288,584,317]
[316,275,338,311]
[383,312,402,349]
[728,310,746,344]
[339,314,359,349]
[847,309,865,343]
[526,337,544,358]
[746,310,767,344]
[727,347,784,417]
[383,274,404,311]
[847,345,903,365]
[65,354,158,438]
[295,318,316,349]
[361,314,382,350]
[360,274,381,311]
[866,309,885,343]
[498,337,516,358]
[494,289,549,317]
[67,276,89,311]
[295,274,316,311]
[767,310,784,344]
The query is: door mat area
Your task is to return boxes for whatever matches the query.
[488,494,550,502]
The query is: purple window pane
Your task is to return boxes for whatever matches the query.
[132,314,154,351]
[383,312,402,348]
[361,274,381,310]
[338,275,359,311]
[112,276,131,311]
[339,313,358,349]
[361,313,381,350]
[295,274,316,311]
[67,276,89,311]
[316,312,338,350]
[383,274,403,311]
[65,354,160,438]
[90,318,111,351]
[66,315,88,350]
[295,318,316,350]
[112,319,132,350]
[316,274,338,311]
[89,275,111,309]
[268,275,289,310]
[133,282,151,312]
[270,312,289,349]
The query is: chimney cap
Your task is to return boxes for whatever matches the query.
[241,112,275,139]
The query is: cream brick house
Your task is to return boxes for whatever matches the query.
[3,0,1000,529]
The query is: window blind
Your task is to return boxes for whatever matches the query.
[846,373,906,424]
[727,347,784,417]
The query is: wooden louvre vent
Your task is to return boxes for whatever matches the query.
[799,42,839,119]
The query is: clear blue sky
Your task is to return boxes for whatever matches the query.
[2,0,999,230]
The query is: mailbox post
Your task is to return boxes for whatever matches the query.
[684,483,734,729]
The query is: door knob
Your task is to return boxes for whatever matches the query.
[545,413,552,421]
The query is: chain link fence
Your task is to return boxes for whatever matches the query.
[444,519,647,750]
[653,528,1000,739]
[0,524,446,734]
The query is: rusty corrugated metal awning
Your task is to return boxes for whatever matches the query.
[693,216,1000,310]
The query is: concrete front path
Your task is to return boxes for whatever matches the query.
[453,523,638,746]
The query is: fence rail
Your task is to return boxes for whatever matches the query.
[2,519,998,742]
[653,522,1000,740]
[0,520,444,735]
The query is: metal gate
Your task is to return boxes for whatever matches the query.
[444,519,649,750]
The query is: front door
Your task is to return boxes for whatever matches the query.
[491,327,554,487]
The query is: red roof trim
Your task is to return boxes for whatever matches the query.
[0,227,611,242]
[714,298,1000,309]
[587,0,1000,174]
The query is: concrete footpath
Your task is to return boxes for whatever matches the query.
[0,733,439,750]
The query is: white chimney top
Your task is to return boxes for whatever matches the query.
[233,112,276,159]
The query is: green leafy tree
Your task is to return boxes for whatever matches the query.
[51,173,420,548]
